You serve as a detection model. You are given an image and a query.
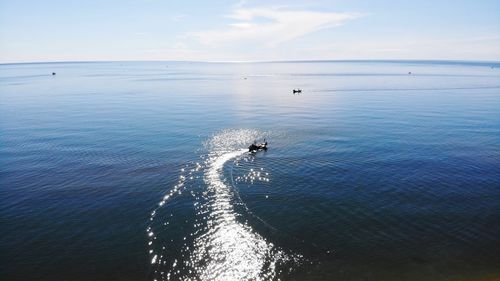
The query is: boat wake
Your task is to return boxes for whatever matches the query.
[147,129,300,281]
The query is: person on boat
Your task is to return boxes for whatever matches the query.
[248,139,267,152]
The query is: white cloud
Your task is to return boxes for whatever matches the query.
[171,14,186,22]
[301,35,500,60]
[189,6,362,48]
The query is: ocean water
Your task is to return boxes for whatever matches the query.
[1,61,499,281]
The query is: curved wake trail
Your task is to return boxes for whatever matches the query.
[147,129,295,281]
[190,149,282,280]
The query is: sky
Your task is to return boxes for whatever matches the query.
[0,0,499,63]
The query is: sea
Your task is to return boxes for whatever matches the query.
[1,60,499,281]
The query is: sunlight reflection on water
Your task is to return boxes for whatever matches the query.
[147,129,300,281]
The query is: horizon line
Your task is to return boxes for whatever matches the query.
[1,58,499,66]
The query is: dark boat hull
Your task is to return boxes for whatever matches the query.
[248,142,267,152]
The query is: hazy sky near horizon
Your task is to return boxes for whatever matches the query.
[1,0,499,63]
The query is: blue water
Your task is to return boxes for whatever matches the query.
[1,61,499,281]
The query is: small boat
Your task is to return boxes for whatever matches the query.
[293,89,302,94]
[248,140,268,152]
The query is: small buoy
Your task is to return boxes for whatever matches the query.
[52,72,56,75]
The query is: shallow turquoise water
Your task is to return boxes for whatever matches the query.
[1,61,499,280]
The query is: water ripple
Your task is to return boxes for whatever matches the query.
[147,129,301,281]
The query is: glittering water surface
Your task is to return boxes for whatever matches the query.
[1,61,500,281]
[147,130,297,281]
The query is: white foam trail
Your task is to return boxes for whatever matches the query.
[147,129,295,281]
[189,149,282,280]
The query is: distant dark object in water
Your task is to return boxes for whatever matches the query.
[52,72,56,75]
[408,72,412,74]
[293,89,302,94]
[248,140,267,152]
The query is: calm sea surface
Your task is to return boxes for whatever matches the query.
[1,61,499,281]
